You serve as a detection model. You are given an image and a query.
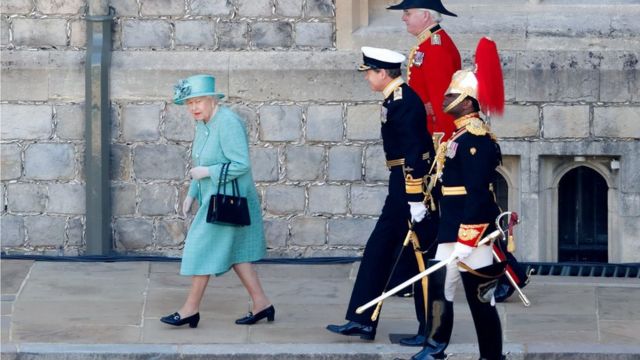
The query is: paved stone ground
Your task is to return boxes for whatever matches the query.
[1,259,639,359]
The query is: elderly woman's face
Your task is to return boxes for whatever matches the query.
[186,96,216,121]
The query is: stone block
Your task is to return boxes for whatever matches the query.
[594,107,640,138]
[0,104,52,140]
[191,0,232,16]
[110,144,132,181]
[492,105,539,139]
[351,185,386,216]
[1,17,9,46]
[6,183,47,213]
[141,0,183,16]
[114,218,153,250]
[37,0,84,14]
[364,145,388,182]
[24,215,65,246]
[55,104,84,140]
[328,218,376,246]
[328,145,361,181]
[67,217,83,246]
[164,104,194,142]
[133,144,187,180]
[251,22,293,49]
[139,183,176,216]
[259,105,302,141]
[290,217,325,246]
[1,0,33,13]
[306,105,343,142]
[1,215,25,247]
[228,51,374,102]
[600,51,640,102]
[24,144,75,181]
[305,0,334,17]
[110,0,139,16]
[515,51,600,102]
[12,19,67,47]
[1,144,22,181]
[263,218,289,248]
[346,104,381,140]
[156,220,186,246]
[285,145,324,181]
[69,20,85,48]
[308,185,347,214]
[47,183,85,214]
[237,0,272,17]
[217,22,249,50]
[276,0,303,17]
[0,51,49,101]
[250,147,279,182]
[122,104,161,141]
[112,183,136,216]
[229,104,258,143]
[175,20,215,48]
[264,185,305,215]
[48,51,84,101]
[543,105,590,138]
[122,20,171,49]
[295,22,333,48]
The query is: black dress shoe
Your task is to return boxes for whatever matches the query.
[235,305,275,325]
[326,321,376,340]
[399,334,426,347]
[160,312,200,328]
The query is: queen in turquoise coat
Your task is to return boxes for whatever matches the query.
[161,74,275,329]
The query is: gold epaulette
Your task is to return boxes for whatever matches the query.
[466,118,488,136]
[405,174,423,194]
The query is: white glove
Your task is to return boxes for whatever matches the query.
[452,242,474,260]
[189,166,209,180]
[182,196,194,217]
[408,202,427,223]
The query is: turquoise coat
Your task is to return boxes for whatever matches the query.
[180,106,265,276]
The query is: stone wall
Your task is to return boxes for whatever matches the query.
[1,0,639,262]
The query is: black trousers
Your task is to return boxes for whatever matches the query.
[345,169,439,328]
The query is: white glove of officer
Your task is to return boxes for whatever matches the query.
[408,202,427,223]
[189,166,209,180]
[452,242,474,260]
[182,196,194,217]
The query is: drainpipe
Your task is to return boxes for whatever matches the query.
[85,1,114,255]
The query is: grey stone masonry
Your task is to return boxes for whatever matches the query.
[290,216,326,246]
[1,104,52,140]
[1,1,639,260]
[308,185,348,214]
[543,105,590,139]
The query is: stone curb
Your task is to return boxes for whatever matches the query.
[1,343,639,360]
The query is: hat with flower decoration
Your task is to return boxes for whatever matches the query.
[173,74,225,105]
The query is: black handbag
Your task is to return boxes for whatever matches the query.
[206,163,251,226]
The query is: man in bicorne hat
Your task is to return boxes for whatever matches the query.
[409,37,507,360]
[326,47,436,343]
[388,0,461,145]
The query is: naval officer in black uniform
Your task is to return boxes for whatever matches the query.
[326,47,438,342]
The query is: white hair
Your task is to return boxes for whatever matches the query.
[417,8,442,23]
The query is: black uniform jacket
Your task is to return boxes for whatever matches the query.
[381,81,434,201]
[437,115,502,245]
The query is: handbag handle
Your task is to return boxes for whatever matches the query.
[216,163,241,200]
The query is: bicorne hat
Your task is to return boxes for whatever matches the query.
[387,0,457,17]
[173,74,225,105]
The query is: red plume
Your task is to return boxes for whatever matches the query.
[475,37,504,116]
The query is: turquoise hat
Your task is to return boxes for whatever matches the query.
[173,74,225,105]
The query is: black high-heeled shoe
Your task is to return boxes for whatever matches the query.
[235,305,275,325]
[160,312,200,328]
